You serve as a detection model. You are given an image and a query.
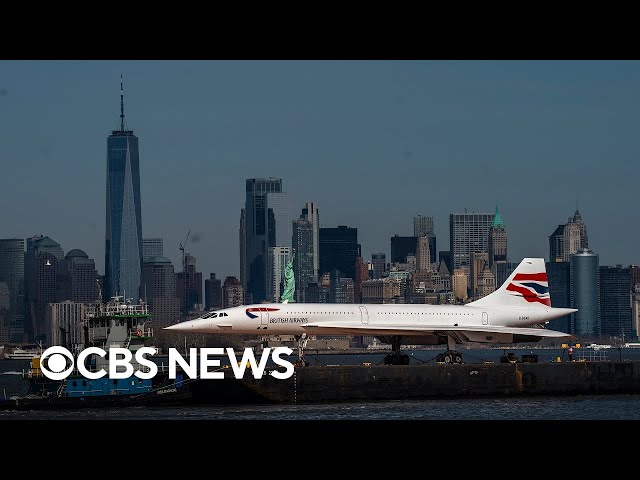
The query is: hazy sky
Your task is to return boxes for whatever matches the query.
[1,60,638,279]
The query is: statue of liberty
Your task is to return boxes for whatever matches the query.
[280,254,295,303]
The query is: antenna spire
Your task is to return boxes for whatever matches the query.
[120,73,125,131]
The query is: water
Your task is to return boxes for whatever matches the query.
[3,396,640,420]
[3,348,640,420]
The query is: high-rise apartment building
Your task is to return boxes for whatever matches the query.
[105,77,143,301]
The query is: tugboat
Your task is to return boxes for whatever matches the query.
[3,295,190,410]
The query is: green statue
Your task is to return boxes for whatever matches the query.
[280,254,295,303]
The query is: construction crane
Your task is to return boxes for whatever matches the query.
[179,229,191,273]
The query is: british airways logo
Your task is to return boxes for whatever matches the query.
[246,307,280,319]
[506,273,551,306]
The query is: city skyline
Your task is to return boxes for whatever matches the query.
[1,61,639,280]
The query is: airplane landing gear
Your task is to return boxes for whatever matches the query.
[384,352,410,365]
[436,351,463,364]
[294,333,309,367]
[435,334,463,364]
[383,336,410,365]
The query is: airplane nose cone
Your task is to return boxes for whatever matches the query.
[164,322,192,331]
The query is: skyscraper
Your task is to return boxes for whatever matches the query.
[413,215,434,237]
[599,265,632,339]
[391,235,417,264]
[0,282,10,344]
[354,256,369,303]
[266,246,291,303]
[371,253,386,279]
[244,178,283,303]
[292,216,314,302]
[141,256,180,329]
[176,253,202,315]
[267,192,297,249]
[319,226,359,280]
[629,265,640,292]
[570,248,600,337]
[632,285,640,338]
[239,208,247,292]
[57,249,99,303]
[223,276,244,308]
[549,209,588,262]
[0,239,25,342]
[105,76,143,301]
[488,205,507,267]
[47,301,93,349]
[302,202,320,282]
[571,209,589,249]
[452,269,468,302]
[469,252,489,298]
[142,238,163,261]
[449,212,495,271]
[204,273,223,311]
[413,216,436,264]
[476,263,496,299]
[25,235,64,342]
[329,270,355,304]
[415,236,431,272]
[546,261,571,333]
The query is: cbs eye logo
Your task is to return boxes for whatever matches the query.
[39,346,75,380]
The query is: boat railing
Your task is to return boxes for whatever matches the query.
[576,350,609,362]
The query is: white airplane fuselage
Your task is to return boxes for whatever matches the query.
[166,302,574,344]
[165,258,576,346]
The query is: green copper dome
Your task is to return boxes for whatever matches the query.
[493,204,505,228]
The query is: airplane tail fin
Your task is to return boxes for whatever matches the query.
[468,258,551,308]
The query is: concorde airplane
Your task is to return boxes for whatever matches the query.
[165,258,576,364]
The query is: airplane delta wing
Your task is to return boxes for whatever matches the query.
[300,322,570,338]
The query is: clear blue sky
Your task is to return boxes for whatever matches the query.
[1,60,638,279]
